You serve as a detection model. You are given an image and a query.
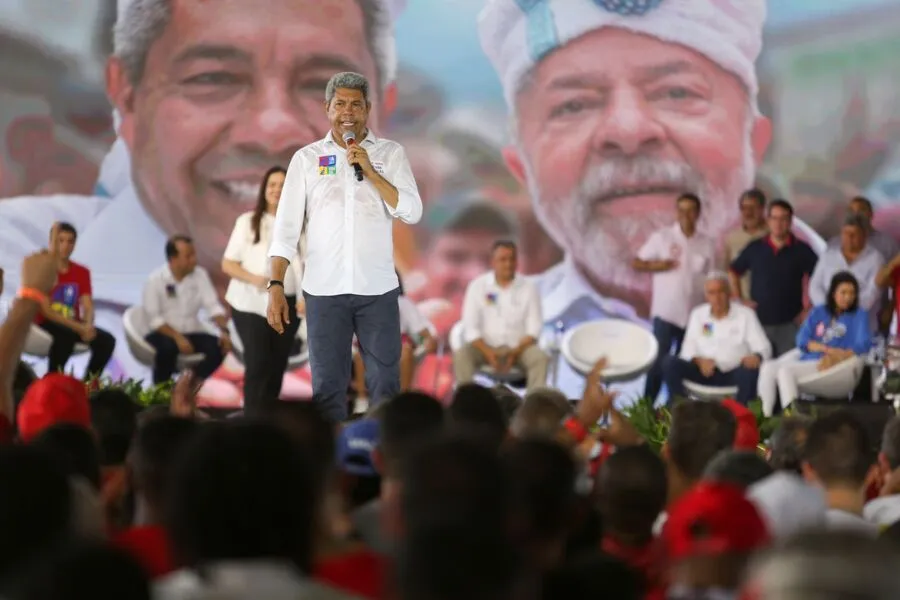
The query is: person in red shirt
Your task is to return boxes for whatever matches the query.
[114,415,199,578]
[876,250,900,330]
[36,222,115,379]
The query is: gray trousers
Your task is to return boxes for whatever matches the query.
[304,288,401,423]
[763,322,798,359]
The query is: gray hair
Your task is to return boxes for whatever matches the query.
[509,388,571,439]
[325,72,371,106]
[113,0,396,88]
[705,270,731,289]
[703,449,773,489]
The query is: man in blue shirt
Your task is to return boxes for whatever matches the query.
[730,200,818,357]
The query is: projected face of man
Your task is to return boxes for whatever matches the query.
[109,0,381,279]
[504,28,771,311]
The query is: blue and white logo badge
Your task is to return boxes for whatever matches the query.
[592,0,663,16]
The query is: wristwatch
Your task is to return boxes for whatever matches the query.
[266,280,284,290]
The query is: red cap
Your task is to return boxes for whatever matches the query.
[17,373,91,442]
[663,482,770,561]
[721,399,760,450]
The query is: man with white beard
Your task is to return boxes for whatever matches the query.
[478,0,824,399]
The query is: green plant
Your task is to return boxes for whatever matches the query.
[86,375,174,408]
[747,399,782,443]
[620,397,788,454]
[620,396,671,453]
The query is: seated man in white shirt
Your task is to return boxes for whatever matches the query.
[663,271,772,405]
[141,236,232,384]
[454,240,549,390]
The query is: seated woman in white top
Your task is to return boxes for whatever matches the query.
[352,273,437,407]
[221,166,304,415]
[758,271,872,417]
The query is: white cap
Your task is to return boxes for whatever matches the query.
[478,0,766,109]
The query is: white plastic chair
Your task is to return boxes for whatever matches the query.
[797,356,866,399]
[23,324,89,357]
[122,306,205,370]
[448,321,525,384]
[560,319,658,383]
[228,317,309,370]
[683,380,739,400]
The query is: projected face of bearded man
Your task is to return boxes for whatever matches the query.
[502,28,771,313]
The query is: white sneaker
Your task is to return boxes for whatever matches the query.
[353,397,369,415]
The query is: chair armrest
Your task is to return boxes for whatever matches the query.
[122,313,158,366]
[24,325,54,356]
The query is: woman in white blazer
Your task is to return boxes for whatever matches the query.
[221,166,303,414]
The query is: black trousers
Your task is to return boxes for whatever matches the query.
[232,296,300,415]
[144,332,224,384]
[39,321,116,378]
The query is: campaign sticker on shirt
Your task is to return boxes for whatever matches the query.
[372,161,385,175]
[822,322,847,344]
[702,322,713,336]
[318,154,337,175]
[815,322,826,338]
[50,283,79,318]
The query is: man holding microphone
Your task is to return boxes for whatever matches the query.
[267,72,423,423]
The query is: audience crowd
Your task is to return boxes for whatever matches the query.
[2,191,900,599]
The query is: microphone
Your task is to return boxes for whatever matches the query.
[342,131,364,182]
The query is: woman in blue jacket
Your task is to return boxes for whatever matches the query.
[758,271,872,416]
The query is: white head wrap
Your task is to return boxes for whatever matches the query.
[478,0,765,109]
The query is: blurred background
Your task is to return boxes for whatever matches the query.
[1,0,898,399]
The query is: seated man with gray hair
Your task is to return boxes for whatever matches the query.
[663,272,772,404]
[809,212,885,332]
[454,240,549,390]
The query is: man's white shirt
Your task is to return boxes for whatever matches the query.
[142,265,226,334]
[636,224,716,329]
[269,130,422,297]
[461,271,542,348]
[808,243,885,313]
[679,302,772,372]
